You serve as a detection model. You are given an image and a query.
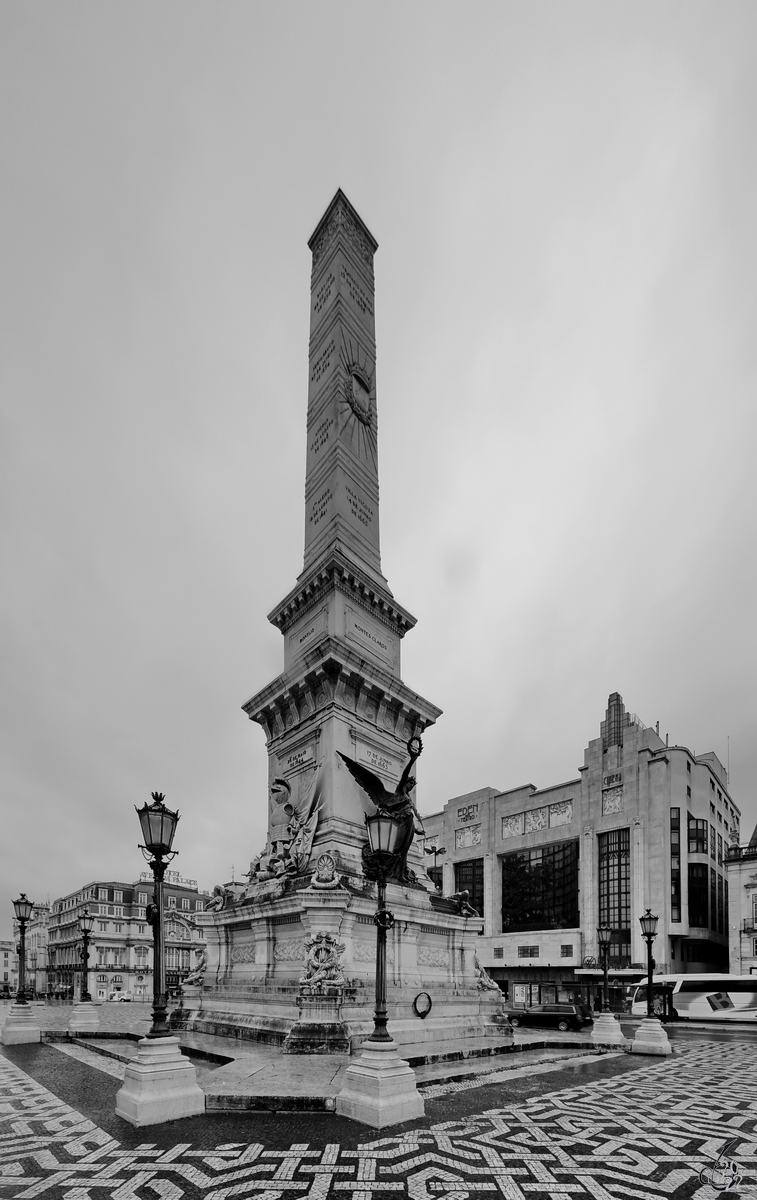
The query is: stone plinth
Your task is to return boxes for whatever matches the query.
[631,1017,673,1056]
[591,1012,625,1045]
[335,1037,424,1127]
[115,1036,205,1126]
[283,988,350,1054]
[68,1002,100,1034]
[1,1004,41,1045]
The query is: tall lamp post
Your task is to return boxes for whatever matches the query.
[639,908,658,1019]
[13,894,33,1004]
[630,907,672,1056]
[597,925,611,1013]
[136,791,180,1038]
[115,790,204,1126]
[1,894,40,1045]
[79,909,94,1002]
[364,807,403,1043]
[423,843,446,891]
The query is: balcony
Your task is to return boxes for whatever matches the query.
[742,920,756,934]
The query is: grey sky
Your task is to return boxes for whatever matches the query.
[2,2,755,937]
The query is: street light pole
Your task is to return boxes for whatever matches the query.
[136,791,180,1039]
[597,925,611,1013]
[1,895,41,1045]
[79,909,94,1003]
[639,908,658,1019]
[12,894,33,1005]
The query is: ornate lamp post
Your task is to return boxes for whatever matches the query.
[596,925,611,1013]
[12,894,33,1004]
[1,895,40,1045]
[136,791,180,1038]
[629,907,671,1056]
[639,908,658,1019]
[115,790,204,1125]
[364,808,403,1043]
[79,909,94,1002]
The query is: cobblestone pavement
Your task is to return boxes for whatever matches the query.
[2,1037,756,1199]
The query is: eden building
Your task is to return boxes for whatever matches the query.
[423,692,740,1007]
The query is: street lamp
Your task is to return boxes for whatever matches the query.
[12,894,33,1005]
[136,791,180,1038]
[363,807,404,1043]
[596,925,611,1013]
[79,908,94,1003]
[639,908,658,1019]
[423,843,446,889]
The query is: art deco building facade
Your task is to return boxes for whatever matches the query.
[48,872,209,1000]
[726,824,757,975]
[0,941,18,997]
[423,693,739,1006]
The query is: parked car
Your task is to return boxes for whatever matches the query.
[108,992,133,1002]
[507,1003,593,1032]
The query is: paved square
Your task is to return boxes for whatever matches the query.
[1,1041,755,1199]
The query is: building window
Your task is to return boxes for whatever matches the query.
[168,896,177,909]
[138,892,148,905]
[717,834,723,867]
[688,864,709,927]
[195,901,204,912]
[710,868,717,932]
[687,761,691,773]
[454,859,485,921]
[717,875,725,936]
[501,840,579,933]
[670,808,681,922]
[717,812,722,824]
[114,924,123,934]
[686,786,691,798]
[598,828,631,966]
[181,898,190,911]
[138,924,146,935]
[493,947,504,959]
[98,889,107,901]
[427,866,443,891]
[688,817,708,854]
[97,974,108,983]
[114,891,122,903]
[560,945,573,958]
[710,802,715,814]
[517,946,539,958]
[98,922,108,932]
[710,826,716,860]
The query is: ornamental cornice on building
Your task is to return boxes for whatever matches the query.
[267,548,417,638]
[243,634,441,745]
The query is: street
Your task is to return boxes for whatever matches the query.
[1,1003,756,1199]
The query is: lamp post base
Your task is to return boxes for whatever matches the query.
[335,1037,424,1128]
[1,1003,41,1045]
[631,1017,672,1056]
[591,1012,625,1045]
[115,1036,205,1126]
[68,1002,100,1034]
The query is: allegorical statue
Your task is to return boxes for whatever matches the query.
[246,769,321,886]
[337,737,424,885]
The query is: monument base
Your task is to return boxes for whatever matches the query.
[68,1002,100,1034]
[115,1036,205,1126]
[631,1017,673,1056]
[1,1003,41,1045]
[590,1012,625,1045]
[335,1037,424,1127]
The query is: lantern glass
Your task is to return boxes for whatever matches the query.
[136,795,180,854]
[12,893,33,922]
[639,909,658,938]
[366,811,402,856]
[597,925,612,947]
[79,908,95,935]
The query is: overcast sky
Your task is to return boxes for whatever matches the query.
[2,1,755,939]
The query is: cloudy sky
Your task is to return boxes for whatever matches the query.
[2,1,755,939]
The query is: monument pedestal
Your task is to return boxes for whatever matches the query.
[68,1002,100,1034]
[1,1003,41,1045]
[591,1012,625,1045]
[336,1037,424,1127]
[631,1017,672,1056]
[115,1036,205,1126]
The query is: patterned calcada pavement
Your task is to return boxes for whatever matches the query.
[1,1040,755,1200]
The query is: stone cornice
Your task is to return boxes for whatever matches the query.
[242,634,442,743]
[267,548,417,638]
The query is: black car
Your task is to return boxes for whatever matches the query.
[507,1003,593,1032]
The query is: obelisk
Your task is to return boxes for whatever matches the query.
[243,189,441,881]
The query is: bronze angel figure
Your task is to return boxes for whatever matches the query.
[337,736,424,884]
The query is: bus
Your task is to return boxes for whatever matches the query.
[631,974,757,1021]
